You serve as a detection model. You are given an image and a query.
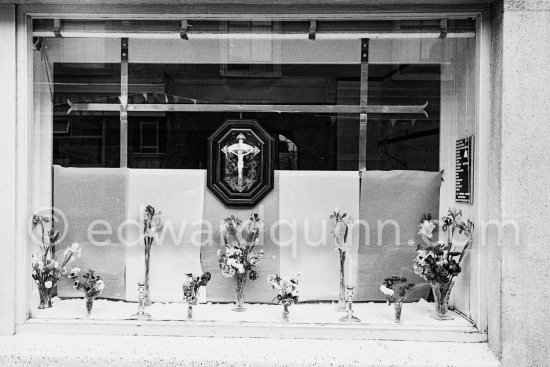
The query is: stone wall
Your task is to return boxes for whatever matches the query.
[490,0,550,365]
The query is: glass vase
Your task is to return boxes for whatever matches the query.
[186,296,197,320]
[144,243,152,306]
[233,272,247,312]
[85,295,95,317]
[337,250,346,312]
[394,301,403,323]
[431,281,455,320]
[282,302,291,322]
[37,284,52,309]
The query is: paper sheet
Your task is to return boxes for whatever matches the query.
[356,170,441,301]
[279,171,360,301]
[200,172,280,303]
[53,166,128,300]
[125,169,206,302]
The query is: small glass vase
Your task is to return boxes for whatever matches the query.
[186,296,197,320]
[337,250,346,312]
[394,301,403,323]
[85,295,95,317]
[282,302,291,322]
[233,272,247,312]
[144,244,152,307]
[431,281,455,320]
[37,285,52,309]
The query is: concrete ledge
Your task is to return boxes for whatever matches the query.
[0,333,499,366]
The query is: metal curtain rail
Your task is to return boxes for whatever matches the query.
[32,18,476,39]
[33,31,475,39]
[67,101,429,117]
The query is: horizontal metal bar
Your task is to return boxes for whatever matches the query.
[21,3,487,21]
[67,100,429,116]
[34,30,474,39]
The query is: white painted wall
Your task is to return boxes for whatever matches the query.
[0,4,17,335]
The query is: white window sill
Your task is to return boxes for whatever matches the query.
[19,298,486,343]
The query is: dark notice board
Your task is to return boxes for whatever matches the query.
[455,136,473,204]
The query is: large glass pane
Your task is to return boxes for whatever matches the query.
[30,18,477,323]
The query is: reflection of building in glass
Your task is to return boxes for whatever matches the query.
[278,134,298,170]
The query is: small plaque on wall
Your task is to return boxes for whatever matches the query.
[455,136,474,204]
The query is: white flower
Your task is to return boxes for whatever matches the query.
[217,249,222,257]
[227,258,236,267]
[267,274,277,284]
[380,284,394,297]
[235,263,245,273]
[44,281,53,289]
[52,260,59,269]
[436,259,448,267]
[96,280,105,292]
[64,242,82,257]
[71,267,81,274]
[36,260,44,270]
[334,207,340,214]
[418,220,436,238]
[417,250,428,259]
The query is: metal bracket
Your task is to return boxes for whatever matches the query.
[361,39,369,62]
[439,19,448,39]
[121,38,128,61]
[308,20,317,40]
[180,20,190,40]
[53,19,62,38]
[32,37,44,52]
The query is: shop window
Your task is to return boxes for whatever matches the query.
[30,18,479,332]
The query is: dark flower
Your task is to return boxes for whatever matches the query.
[145,205,155,218]
[249,270,258,281]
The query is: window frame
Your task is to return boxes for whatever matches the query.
[14,5,492,338]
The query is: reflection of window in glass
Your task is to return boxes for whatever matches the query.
[366,64,440,171]
[221,21,281,77]
[52,62,121,167]
[53,116,120,167]
[126,63,358,170]
[278,134,298,170]
[129,117,167,168]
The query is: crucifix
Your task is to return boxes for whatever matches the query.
[221,133,260,192]
[66,38,428,169]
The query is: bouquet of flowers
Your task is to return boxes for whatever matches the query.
[267,273,300,305]
[218,213,264,311]
[329,208,354,311]
[414,207,474,320]
[182,272,211,319]
[380,276,416,323]
[31,214,82,309]
[182,272,211,305]
[380,276,416,305]
[68,268,105,316]
[267,273,300,321]
[141,205,163,306]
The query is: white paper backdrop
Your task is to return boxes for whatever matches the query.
[125,169,206,302]
[278,171,360,301]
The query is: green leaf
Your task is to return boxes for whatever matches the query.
[343,226,349,244]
